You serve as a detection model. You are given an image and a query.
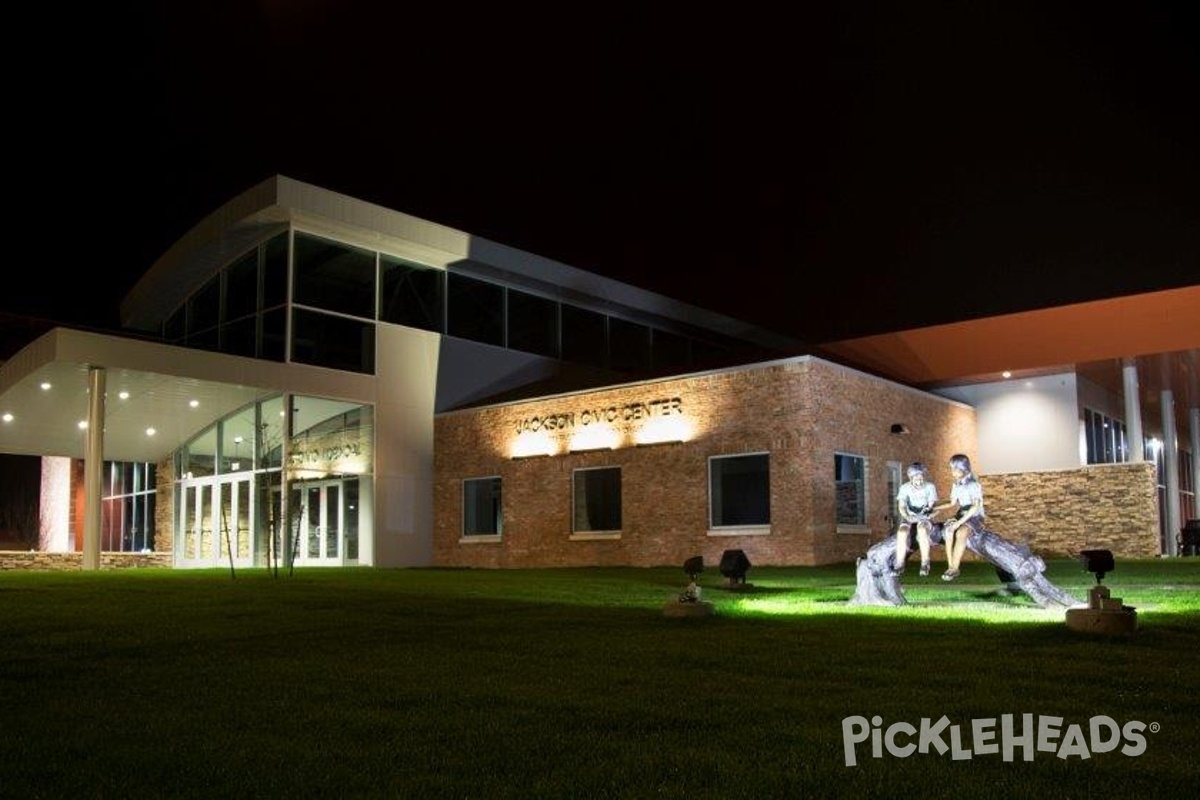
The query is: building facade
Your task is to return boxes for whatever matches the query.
[0,178,1194,570]
[433,357,1160,568]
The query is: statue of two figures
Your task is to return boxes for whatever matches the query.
[849,521,1080,609]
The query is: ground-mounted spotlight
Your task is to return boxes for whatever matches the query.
[1079,548,1115,583]
[1066,548,1136,636]
[1178,519,1200,556]
[666,555,714,618]
[719,549,754,591]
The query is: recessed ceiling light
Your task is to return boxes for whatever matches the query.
[40,382,52,391]
[189,400,200,408]
[1001,371,1012,379]
[118,391,130,400]
[146,427,157,436]
[77,420,88,430]
[2,412,13,423]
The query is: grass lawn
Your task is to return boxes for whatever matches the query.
[2,558,1198,799]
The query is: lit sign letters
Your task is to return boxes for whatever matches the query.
[514,397,683,434]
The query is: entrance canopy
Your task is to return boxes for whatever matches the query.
[0,327,352,463]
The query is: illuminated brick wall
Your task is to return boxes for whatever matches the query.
[434,356,979,567]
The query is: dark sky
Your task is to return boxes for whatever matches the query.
[9,2,1199,343]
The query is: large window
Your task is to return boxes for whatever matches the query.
[1180,446,1196,525]
[463,477,502,537]
[835,452,867,527]
[381,256,443,332]
[709,453,770,528]
[507,289,559,357]
[292,233,377,319]
[224,249,259,322]
[573,467,622,533]
[290,308,375,374]
[608,318,651,373]
[101,461,156,552]
[1084,408,1127,464]
[447,273,504,346]
[561,305,607,368]
[187,274,221,350]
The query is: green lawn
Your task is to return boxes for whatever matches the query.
[2,559,1198,799]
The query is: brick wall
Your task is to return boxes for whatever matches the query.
[434,357,980,567]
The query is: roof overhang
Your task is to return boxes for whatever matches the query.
[0,328,374,463]
[817,285,1200,407]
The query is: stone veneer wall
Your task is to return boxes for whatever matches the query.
[434,357,978,568]
[155,455,175,554]
[981,461,1160,558]
[0,551,171,571]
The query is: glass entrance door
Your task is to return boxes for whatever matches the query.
[291,480,345,566]
[177,475,255,568]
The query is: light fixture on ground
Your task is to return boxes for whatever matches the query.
[1065,549,1137,635]
[664,555,714,617]
[719,549,754,590]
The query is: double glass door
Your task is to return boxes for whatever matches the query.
[178,475,253,568]
[290,479,356,566]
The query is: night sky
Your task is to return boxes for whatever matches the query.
[9,2,1198,343]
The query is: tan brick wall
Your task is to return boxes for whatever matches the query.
[981,462,1160,558]
[434,357,980,567]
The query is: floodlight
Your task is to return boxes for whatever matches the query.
[1078,549,1115,584]
[683,555,704,580]
[719,549,751,585]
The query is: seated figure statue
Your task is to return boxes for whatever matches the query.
[848,521,1080,609]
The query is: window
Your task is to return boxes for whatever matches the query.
[447,273,504,345]
[292,233,377,319]
[561,304,607,368]
[1180,446,1196,525]
[101,461,156,552]
[262,232,289,309]
[187,274,221,348]
[573,467,621,533]
[835,452,867,527]
[224,249,259,322]
[1084,408,1127,464]
[290,308,375,374]
[709,453,770,528]
[608,318,652,372]
[507,289,559,357]
[380,256,443,332]
[463,477,502,537]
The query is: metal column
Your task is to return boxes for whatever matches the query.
[82,366,106,570]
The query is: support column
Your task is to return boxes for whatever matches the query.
[1122,359,1145,461]
[1161,389,1180,557]
[82,366,106,570]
